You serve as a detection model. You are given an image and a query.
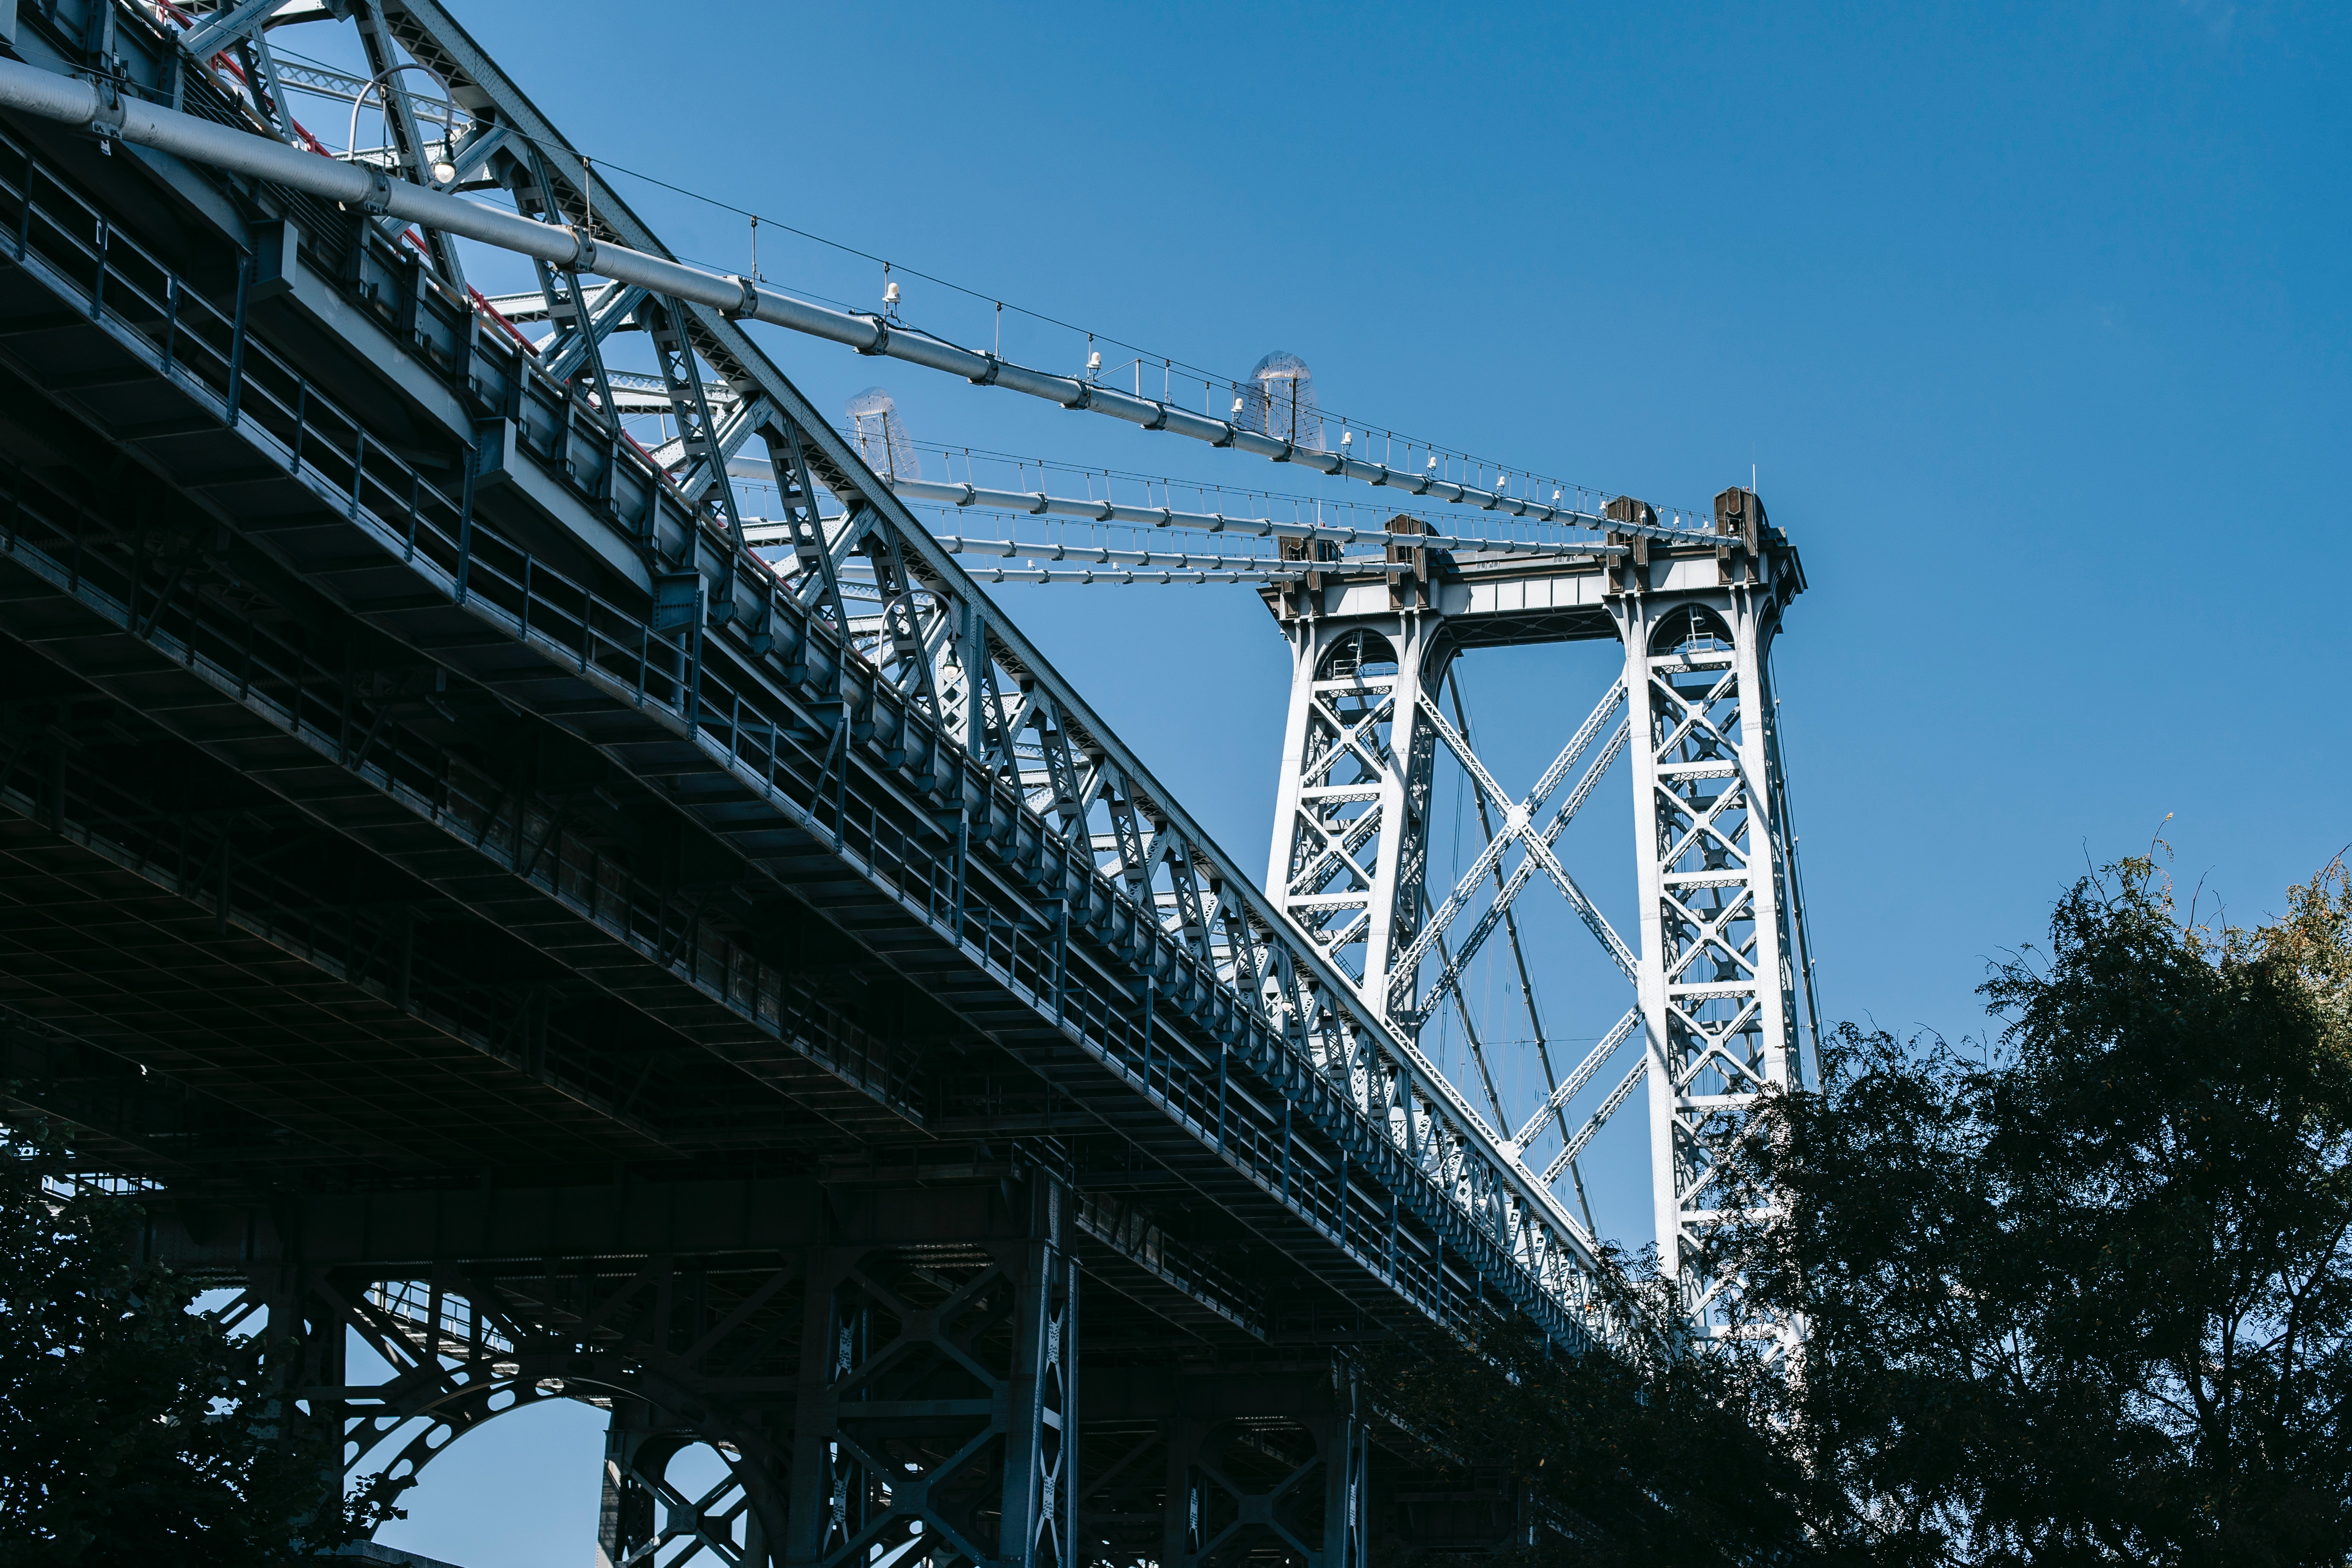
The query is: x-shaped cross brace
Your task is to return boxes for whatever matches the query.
[1387,690,1636,1022]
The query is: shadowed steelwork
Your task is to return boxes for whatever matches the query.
[0,0,1813,1559]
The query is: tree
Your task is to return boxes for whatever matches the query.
[0,1132,377,1565]
[1377,857,2352,1567]
[1726,857,2352,1567]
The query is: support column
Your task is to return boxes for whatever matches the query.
[1263,610,1448,1020]
[785,1174,1077,1568]
[1157,1386,1366,1568]
[594,1401,664,1568]
[1619,586,1682,1286]
[1264,619,1321,900]
[1322,1369,1369,1568]
[1616,488,1805,1327]
[1002,1181,1079,1568]
[1364,614,1444,1014]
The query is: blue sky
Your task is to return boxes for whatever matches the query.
[357,2,2350,1560]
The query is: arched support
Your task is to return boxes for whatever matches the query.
[220,1253,806,1566]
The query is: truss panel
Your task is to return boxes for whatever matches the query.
[1261,506,1809,1322]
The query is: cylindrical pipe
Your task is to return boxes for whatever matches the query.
[969,565,1298,586]
[933,534,1365,574]
[891,478,1622,560]
[0,57,1713,545]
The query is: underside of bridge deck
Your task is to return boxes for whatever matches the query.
[0,10,1613,1555]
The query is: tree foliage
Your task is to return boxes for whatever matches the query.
[1379,858,2352,1568]
[1728,856,2352,1566]
[0,1133,370,1565]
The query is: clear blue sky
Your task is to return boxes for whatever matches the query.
[363,3,2351,1561]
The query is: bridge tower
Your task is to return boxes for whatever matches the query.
[1263,495,1815,1321]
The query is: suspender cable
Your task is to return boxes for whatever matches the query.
[0,54,1713,548]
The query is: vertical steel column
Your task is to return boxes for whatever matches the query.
[1616,487,1806,1326]
[1263,619,1320,900]
[1264,608,1448,1018]
[1620,580,1684,1292]
[1369,614,1445,1009]
[593,1401,669,1568]
[784,1176,1076,1568]
[1160,1399,1367,1568]
[1002,1178,1079,1568]
[1323,1369,1370,1568]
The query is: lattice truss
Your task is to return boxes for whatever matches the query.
[1266,544,1811,1303]
[196,1224,1077,1568]
[1624,599,1804,1327]
[105,0,1616,1330]
[204,1264,790,1568]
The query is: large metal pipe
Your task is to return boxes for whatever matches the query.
[738,523,1319,580]
[967,565,1298,586]
[0,59,725,302]
[890,479,1624,561]
[0,57,1711,545]
[934,534,1392,574]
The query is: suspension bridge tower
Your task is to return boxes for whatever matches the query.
[1262,488,1817,1320]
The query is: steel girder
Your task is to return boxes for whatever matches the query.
[0,23,1611,1375]
[155,1172,1074,1568]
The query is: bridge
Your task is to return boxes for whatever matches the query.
[0,2,1813,1564]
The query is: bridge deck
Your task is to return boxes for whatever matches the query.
[0,4,1664,1550]
[0,99,1585,1352]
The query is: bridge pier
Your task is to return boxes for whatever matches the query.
[1259,488,1811,1328]
[596,1397,781,1568]
[1609,490,1809,1327]
[783,1176,1077,1568]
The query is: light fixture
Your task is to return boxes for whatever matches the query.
[1231,396,1245,415]
[1086,349,1102,376]
[882,279,900,307]
[1426,455,1439,471]
[431,158,457,183]
[1340,429,1352,447]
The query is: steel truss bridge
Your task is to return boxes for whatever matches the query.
[0,2,1815,1564]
